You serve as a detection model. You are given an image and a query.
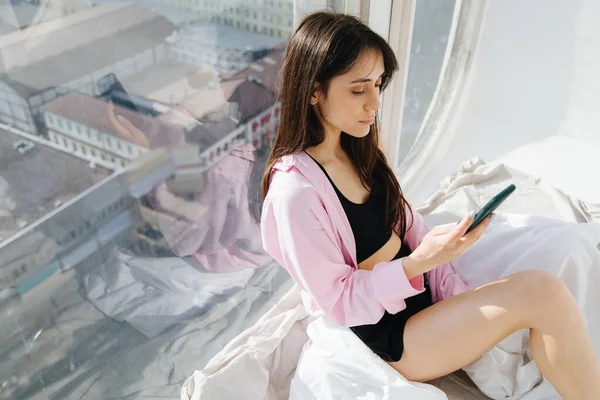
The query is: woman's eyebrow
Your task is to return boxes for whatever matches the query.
[349,73,384,84]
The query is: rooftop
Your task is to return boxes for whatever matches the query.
[120,59,216,105]
[224,44,285,94]
[3,15,175,97]
[0,4,164,73]
[0,130,109,240]
[172,78,275,123]
[42,92,185,148]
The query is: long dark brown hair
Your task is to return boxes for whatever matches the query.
[261,11,413,237]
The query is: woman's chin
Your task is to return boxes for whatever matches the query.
[344,128,371,139]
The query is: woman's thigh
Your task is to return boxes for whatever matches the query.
[389,270,564,382]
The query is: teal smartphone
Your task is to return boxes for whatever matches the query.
[465,184,516,234]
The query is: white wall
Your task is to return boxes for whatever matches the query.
[405,0,600,204]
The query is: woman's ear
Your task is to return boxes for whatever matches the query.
[310,83,321,105]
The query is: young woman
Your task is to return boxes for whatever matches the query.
[260,11,600,399]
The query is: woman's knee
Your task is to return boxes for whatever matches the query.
[509,270,574,313]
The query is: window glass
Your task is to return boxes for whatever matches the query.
[0,1,353,398]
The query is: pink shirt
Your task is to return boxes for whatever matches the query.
[148,145,272,272]
[260,151,470,327]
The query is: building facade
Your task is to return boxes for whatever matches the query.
[42,93,149,170]
[169,22,282,74]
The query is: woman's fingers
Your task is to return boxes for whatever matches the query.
[462,213,494,246]
[449,212,475,242]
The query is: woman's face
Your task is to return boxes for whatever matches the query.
[312,50,384,139]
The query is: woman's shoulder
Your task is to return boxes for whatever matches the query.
[266,168,319,206]
[267,152,315,193]
[264,155,327,211]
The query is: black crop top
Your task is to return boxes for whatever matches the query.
[306,152,393,264]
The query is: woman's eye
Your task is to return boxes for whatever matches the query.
[352,83,382,95]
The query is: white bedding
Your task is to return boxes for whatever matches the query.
[181,158,600,400]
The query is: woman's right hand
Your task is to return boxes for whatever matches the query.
[408,212,494,273]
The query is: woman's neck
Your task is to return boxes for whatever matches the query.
[309,129,344,163]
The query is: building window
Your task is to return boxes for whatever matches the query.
[117,141,122,150]
[128,145,132,155]
[82,147,87,155]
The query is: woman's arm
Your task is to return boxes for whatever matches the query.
[403,206,471,303]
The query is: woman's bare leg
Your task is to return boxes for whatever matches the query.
[388,270,600,400]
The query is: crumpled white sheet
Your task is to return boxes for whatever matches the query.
[84,250,255,338]
[291,213,600,400]
[181,158,600,400]
[415,158,600,399]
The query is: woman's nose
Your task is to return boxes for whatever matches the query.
[365,88,382,111]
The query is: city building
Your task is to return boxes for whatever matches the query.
[0,4,175,134]
[215,0,294,39]
[42,92,186,170]
[142,0,301,39]
[225,43,285,94]
[119,59,218,107]
[0,171,132,294]
[169,21,282,74]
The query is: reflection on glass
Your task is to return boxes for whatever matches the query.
[0,1,345,398]
[397,0,456,167]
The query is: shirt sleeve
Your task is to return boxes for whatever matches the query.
[261,186,425,327]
